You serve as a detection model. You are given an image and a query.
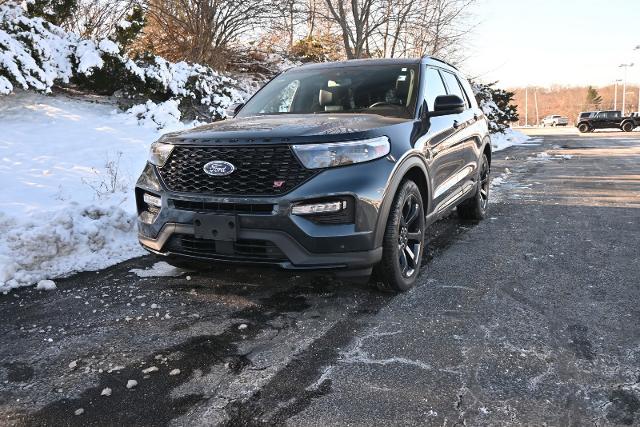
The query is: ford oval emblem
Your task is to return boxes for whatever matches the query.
[203,160,235,176]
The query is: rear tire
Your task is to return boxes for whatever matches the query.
[578,123,590,133]
[622,121,634,132]
[373,180,425,292]
[457,153,490,220]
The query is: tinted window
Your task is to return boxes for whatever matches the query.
[423,67,448,111]
[238,65,419,119]
[441,71,468,108]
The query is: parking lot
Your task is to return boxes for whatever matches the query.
[1,128,639,426]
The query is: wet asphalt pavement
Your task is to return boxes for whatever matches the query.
[1,129,639,426]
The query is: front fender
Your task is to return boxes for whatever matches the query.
[373,153,431,248]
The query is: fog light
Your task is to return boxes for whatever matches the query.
[143,193,161,208]
[292,200,346,215]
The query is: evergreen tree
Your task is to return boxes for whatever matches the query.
[27,0,77,27]
[114,5,146,52]
[472,82,519,133]
[585,86,603,108]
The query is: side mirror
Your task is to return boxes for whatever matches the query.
[427,95,465,118]
[232,103,245,116]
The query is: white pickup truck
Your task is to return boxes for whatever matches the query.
[541,115,569,127]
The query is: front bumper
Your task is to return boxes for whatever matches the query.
[135,157,395,271]
[138,223,382,270]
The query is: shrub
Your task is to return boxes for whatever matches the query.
[0,3,240,121]
[472,81,519,133]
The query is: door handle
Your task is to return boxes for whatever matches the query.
[473,113,479,121]
[453,120,460,129]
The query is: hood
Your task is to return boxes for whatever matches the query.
[162,114,411,143]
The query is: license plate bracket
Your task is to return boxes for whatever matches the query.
[194,214,237,241]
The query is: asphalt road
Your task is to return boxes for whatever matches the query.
[1,129,639,426]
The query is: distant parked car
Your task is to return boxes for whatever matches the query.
[541,115,569,127]
[576,110,640,133]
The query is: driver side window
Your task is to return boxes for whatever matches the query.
[423,67,448,111]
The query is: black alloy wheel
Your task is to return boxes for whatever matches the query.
[374,180,425,292]
[457,153,490,220]
[578,123,590,133]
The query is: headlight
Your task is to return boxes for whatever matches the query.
[292,136,390,169]
[148,141,174,167]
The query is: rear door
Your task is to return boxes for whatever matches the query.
[592,112,606,129]
[439,70,482,202]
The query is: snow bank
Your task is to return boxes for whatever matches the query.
[0,93,197,293]
[491,128,529,152]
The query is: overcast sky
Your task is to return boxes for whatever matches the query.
[464,0,640,88]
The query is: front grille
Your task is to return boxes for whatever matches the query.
[166,234,286,261]
[170,199,274,215]
[158,145,316,196]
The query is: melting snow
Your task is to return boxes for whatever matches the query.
[130,262,185,278]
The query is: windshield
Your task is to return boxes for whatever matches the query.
[237,64,419,119]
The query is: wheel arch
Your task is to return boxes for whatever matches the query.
[578,121,591,131]
[373,155,431,248]
[621,119,635,131]
[482,136,492,167]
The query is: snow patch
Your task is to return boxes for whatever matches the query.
[36,279,56,290]
[0,76,12,94]
[491,129,530,152]
[75,40,104,76]
[125,99,193,131]
[130,262,185,278]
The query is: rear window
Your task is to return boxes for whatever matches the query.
[440,71,469,108]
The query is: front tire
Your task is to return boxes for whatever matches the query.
[622,121,634,132]
[578,123,590,133]
[457,153,490,220]
[373,180,425,292]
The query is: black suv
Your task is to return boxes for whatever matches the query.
[135,58,491,291]
[577,110,639,133]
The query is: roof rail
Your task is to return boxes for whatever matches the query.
[422,55,459,71]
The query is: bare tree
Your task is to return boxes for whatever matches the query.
[322,0,387,59]
[317,0,474,61]
[143,0,271,68]
[405,0,475,59]
[66,0,138,39]
[269,0,309,50]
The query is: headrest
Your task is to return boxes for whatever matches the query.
[396,76,410,98]
[319,89,332,106]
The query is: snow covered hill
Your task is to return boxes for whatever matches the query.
[0,93,197,292]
